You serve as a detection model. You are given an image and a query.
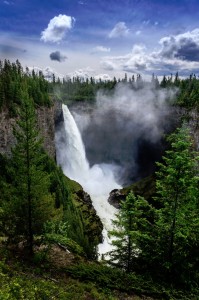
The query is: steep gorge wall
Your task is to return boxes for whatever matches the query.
[0,101,62,158]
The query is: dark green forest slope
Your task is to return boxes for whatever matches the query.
[0,60,199,299]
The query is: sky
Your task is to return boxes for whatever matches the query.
[1,0,199,80]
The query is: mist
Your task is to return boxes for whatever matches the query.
[70,82,177,185]
[55,82,177,257]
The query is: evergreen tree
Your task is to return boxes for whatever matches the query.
[108,192,153,272]
[154,125,199,283]
[2,89,54,254]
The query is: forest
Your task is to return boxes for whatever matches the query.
[0,59,199,299]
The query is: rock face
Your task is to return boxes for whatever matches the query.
[36,104,58,158]
[0,108,16,157]
[108,189,126,209]
[108,175,157,209]
[75,189,103,243]
[0,101,62,158]
[189,110,199,151]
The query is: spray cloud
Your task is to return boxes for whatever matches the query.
[71,82,177,184]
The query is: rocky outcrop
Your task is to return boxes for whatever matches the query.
[188,110,199,151]
[36,104,57,158]
[0,109,16,157]
[108,175,156,209]
[108,189,126,209]
[0,101,62,158]
[75,189,103,244]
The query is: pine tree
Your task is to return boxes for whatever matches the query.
[108,192,153,272]
[154,125,199,282]
[3,89,54,254]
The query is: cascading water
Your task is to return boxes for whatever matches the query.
[59,104,89,182]
[56,104,121,257]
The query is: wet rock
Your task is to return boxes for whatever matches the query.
[108,189,126,209]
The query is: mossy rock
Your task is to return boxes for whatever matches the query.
[109,175,156,209]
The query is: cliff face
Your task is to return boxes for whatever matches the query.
[0,109,16,157]
[189,110,199,151]
[0,101,103,252]
[36,105,57,158]
[0,102,62,158]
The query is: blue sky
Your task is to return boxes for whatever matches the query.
[1,0,199,79]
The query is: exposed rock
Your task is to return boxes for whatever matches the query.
[47,244,76,268]
[0,101,62,158]
[36,104,57,158]
[75,189,103,243]
[108,189,126,209]
[108,175,156,209]
[0,108,16,157]
[188,110,199,151]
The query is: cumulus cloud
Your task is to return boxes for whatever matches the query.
[66,67,95,80]
[101,28,199,75]
[50,50,67,62]
[94,74,112,81]
[91,45,111,54]
[29,66,64,82]
[159,28,199,61]
[66,67,111,82]
[41,14,75,43]
[101,44,148,73]
[109,22,129,38]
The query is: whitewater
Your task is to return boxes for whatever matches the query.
[57,104,121,257]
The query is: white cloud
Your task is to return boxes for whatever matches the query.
[94,74,112,81]
[66,67,95,80]
[66,67,111,81]
[101,29,199,75]
[109,22,129,38]
[159,28,199,61]
[101,44,148,73]
[40,14,75,43]
[91,45,111,54]
[29,66,64,82]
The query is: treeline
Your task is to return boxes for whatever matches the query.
[0,59,51,115]
[50,71,199,111]
[1,59,199,112]
[160,72,199,109]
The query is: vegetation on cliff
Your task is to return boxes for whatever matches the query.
[0,59,199,299]
[0,60,102,261]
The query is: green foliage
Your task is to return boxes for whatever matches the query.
[153,125,199,285]
[160,73,199,110]
[108,125,199,291]
[43,220,85,256]
[0,91,54,254]
[0,59,51,113]
[65,262,199,299]
[0,259,115,300]
[108,192,154,273]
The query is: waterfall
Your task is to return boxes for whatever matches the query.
[59,104,89,182]
[57,104,121,258]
